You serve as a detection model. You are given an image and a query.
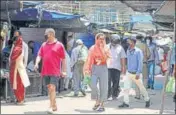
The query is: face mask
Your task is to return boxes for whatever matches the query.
[111,43,117,47]
[12,36,18,42]
[45,35,48,40]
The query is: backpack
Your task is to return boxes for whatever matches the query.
[77,46,87,64]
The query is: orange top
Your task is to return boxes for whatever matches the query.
[84,33,111,74]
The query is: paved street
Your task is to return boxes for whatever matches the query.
[1,89,175,114]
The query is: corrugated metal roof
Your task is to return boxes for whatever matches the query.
[132,22,156,31]
[0,0,21,11]
[120,0,163,12]
[154,1,175,16]
[153,1,175,23]
[153,15,174,23]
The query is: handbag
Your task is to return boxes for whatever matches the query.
[160,61,168,73]
[83,75,91,85]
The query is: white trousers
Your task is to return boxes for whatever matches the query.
[123,72,150,104]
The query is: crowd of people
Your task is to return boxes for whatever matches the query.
[0,28,175,114]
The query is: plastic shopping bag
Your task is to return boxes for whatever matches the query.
[166,77,175,93]
[160,61,168,73]
[83,75,91,85]
[172,81,175,93]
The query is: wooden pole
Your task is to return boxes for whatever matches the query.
[159,13,175,114]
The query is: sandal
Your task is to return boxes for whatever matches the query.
[97,106,105,112]
[92,104,100,110]
[16,101,24,105]
[52,106,57,111]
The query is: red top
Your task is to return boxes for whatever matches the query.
[38,41,65,77]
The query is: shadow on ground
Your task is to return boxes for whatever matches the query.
[1,90,72,106]
[24,111,48,114]
[74,109,100,114]
[104,90,175,114]
[63,91,89,98]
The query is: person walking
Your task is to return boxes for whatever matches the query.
[119,36,150,108]
[9,30,30,105]
[70,39,88,96]
[107,34,126,100]
[135,35,151,99]
[34,28,66,113]
[145,36,159,89]
[84,33,111,112]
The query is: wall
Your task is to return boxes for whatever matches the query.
[19,28,65,44]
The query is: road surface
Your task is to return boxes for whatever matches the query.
[1,89,175,114]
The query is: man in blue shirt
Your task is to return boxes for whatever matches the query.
[28,41,42,60]
[119,36,150,108]
[28,41,42,72]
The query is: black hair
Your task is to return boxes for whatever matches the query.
[28,40,34,53]
[14,30,22,36]
[145,36,153,44]
[28,40,34,45]
[7,40,13,48]
[8,39,13,45]
[136,34,144,40]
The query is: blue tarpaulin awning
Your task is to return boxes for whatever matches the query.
[130,15,153,23]
[11,8,82,21]
[10,8,87,32]
[22,1,44,7]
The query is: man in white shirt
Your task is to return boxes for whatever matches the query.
[107,34,126,100]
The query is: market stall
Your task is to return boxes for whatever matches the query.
[153,0,175,114]
[0,3,88,101]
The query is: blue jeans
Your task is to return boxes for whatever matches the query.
[147,61,155,88]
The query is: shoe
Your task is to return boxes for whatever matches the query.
[97,106,105,112]
[147,86,150,89]
[74,93,78,97]
[47,107,57,114]
[118,102,129,108]
[145,100,150,108]
[16,101,24,105]
[80,90,86,96]
[112,96,117,100]
[135,96,141,100]
[47,108,53,114]
[64,88,68,91]
[107,97,113,101]
[108,96,117,101]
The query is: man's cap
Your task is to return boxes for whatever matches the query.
[129,35,137,42]
[44,28,55,35]
[76,39,83,44]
